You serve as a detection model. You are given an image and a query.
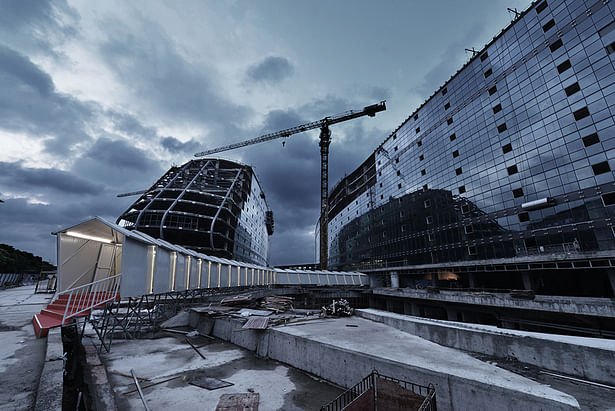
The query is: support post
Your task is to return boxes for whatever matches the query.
[607,269,615,297]
[390,271,399,289]
[522,271,534,291]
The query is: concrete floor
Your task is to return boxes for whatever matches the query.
[99,332,343,410]
[0,285,52,411]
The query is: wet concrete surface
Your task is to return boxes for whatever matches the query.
[99,330,342,410]
[0,285,53,411]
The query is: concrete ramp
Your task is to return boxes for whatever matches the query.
[193,314,580,411]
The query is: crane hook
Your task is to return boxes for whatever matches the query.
[282,140,286,147]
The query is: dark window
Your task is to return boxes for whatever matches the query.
[428,233,435,241]
[394,145,398,151]
[398,183,402,189]
[396,170,400,176]
[464,224,473,234]
[549,39,563,52]
[381,194,383,199]
[513,188,524,198]
[416,127,420,133]
[565,82,580,96]
[518,212,530,222]
[414,114,418,120]
[424,200,431,208]
[442,87,447,96]
[502,143,512,154]
[449,133,457,141]
[392,133,397,140]
[419,154,424,161]
[507,165,518,175]
[602,192,615,206]
[489,85,497,95]
[484,68,493,78]
[459,185,466,194]
[468,246,477,255]
[462,204,470,213]
[557,59,571,74]
[455,167,463,175]
[417,140,422,147]
[444,102,450,110]
[423,184,428,190]
[421,169,426,176]
[395,157,399,163]
[378,171,381,176]
[452,150,459,158]
[592,161,611,175]
[493,103,502,114]
[606,41,615,54]
[426,216,433,224]
[573,106,590,121]
[599,21,615,37]
[536,1,548,14]
[447,117,454,125]
[497,123,508,133]
[582,133,600,147]
[480,52,489,61]
[542,18,555,32]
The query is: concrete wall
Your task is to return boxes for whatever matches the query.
[190,314,579,411]
[356,309,615,386]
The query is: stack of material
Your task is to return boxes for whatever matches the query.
[258,296,294,313]
[321,299,354,317]
[220,295,254,306]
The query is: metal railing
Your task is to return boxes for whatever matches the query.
[320,370,436,411]
[57,274,121,325]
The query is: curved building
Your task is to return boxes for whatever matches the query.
[323,0,615,297]
[117,158,273,266]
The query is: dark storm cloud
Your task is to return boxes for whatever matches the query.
[98,17,250,135]
[0,0,78,55]
[245,56,294,85]
[82,137,157,171]
[0,44,97,154]
[0,162,103,195]
[161,136,202,154]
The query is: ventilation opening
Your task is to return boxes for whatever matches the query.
[557,59,571,74]
[416,127,421,133]
[513,188,524,198]
[447,118,454,125]
[606,41,615,54]
[602,192,615,206]
[461,204,470,213]
[419,154,424,161]
[398,183,402,189]
[442,88,447,96]
[536,1,548,13]
[459,185,466,194]
[452,150,459,158]
[468,246,477,255]
[493,104,502,114]
[507,165,518,175]
[421,169,426,176]
[426,216,433,224]
[417,140,422,147]
[414,114,418,121]
[518,212,530,222]
[455,167,463,175]
[502,143,512,154]
[592,161,611,175]
[444,102,450,110]
[489,86,497,95]
[549,39,563,53]
[394,145,398,151]
[449,133,457,141]
[424,200,431,208]
[480,52,489,61]
[497,123,508,133]
[565,82,580,96]
[396,170,400,176]
[464,224,473,234]
[484,68,493,78]
[573,106,590,121]
[582,133,600,147]
[542,19,555,32]
[393,133,397,140]
[423,184,428,191]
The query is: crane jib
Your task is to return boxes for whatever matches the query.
[194,101,386,157]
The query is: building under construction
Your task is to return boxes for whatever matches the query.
[117,158,273,266]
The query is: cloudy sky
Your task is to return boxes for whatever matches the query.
[0,0,529,266]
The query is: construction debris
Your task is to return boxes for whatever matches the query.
[130,369,151,411]
[258,296,294,313]
[185,337,207,359]
[215,393,259,411]
[189,376,234,390]
[220,295,253,306]
[321,299,354,317]
[241,317,269,330]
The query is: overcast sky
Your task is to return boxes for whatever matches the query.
[0,0,529,266]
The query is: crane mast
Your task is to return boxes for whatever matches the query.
[194,100,386,269]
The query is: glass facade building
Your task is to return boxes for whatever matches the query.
[325,0,615,296]
[118,158,273,266]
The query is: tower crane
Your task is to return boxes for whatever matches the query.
[194,101,386,269]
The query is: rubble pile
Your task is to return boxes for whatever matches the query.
[321,299,354,317]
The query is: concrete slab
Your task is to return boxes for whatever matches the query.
[100,334,342,410]
[0,285,53,410]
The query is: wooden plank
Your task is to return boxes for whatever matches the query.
[215,393,259,411]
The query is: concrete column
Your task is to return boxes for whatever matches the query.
[608,269,615,297]
[521,271,534,290]
[446,308,458,322]
[467,273,476,289]
[390,271,399,289]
